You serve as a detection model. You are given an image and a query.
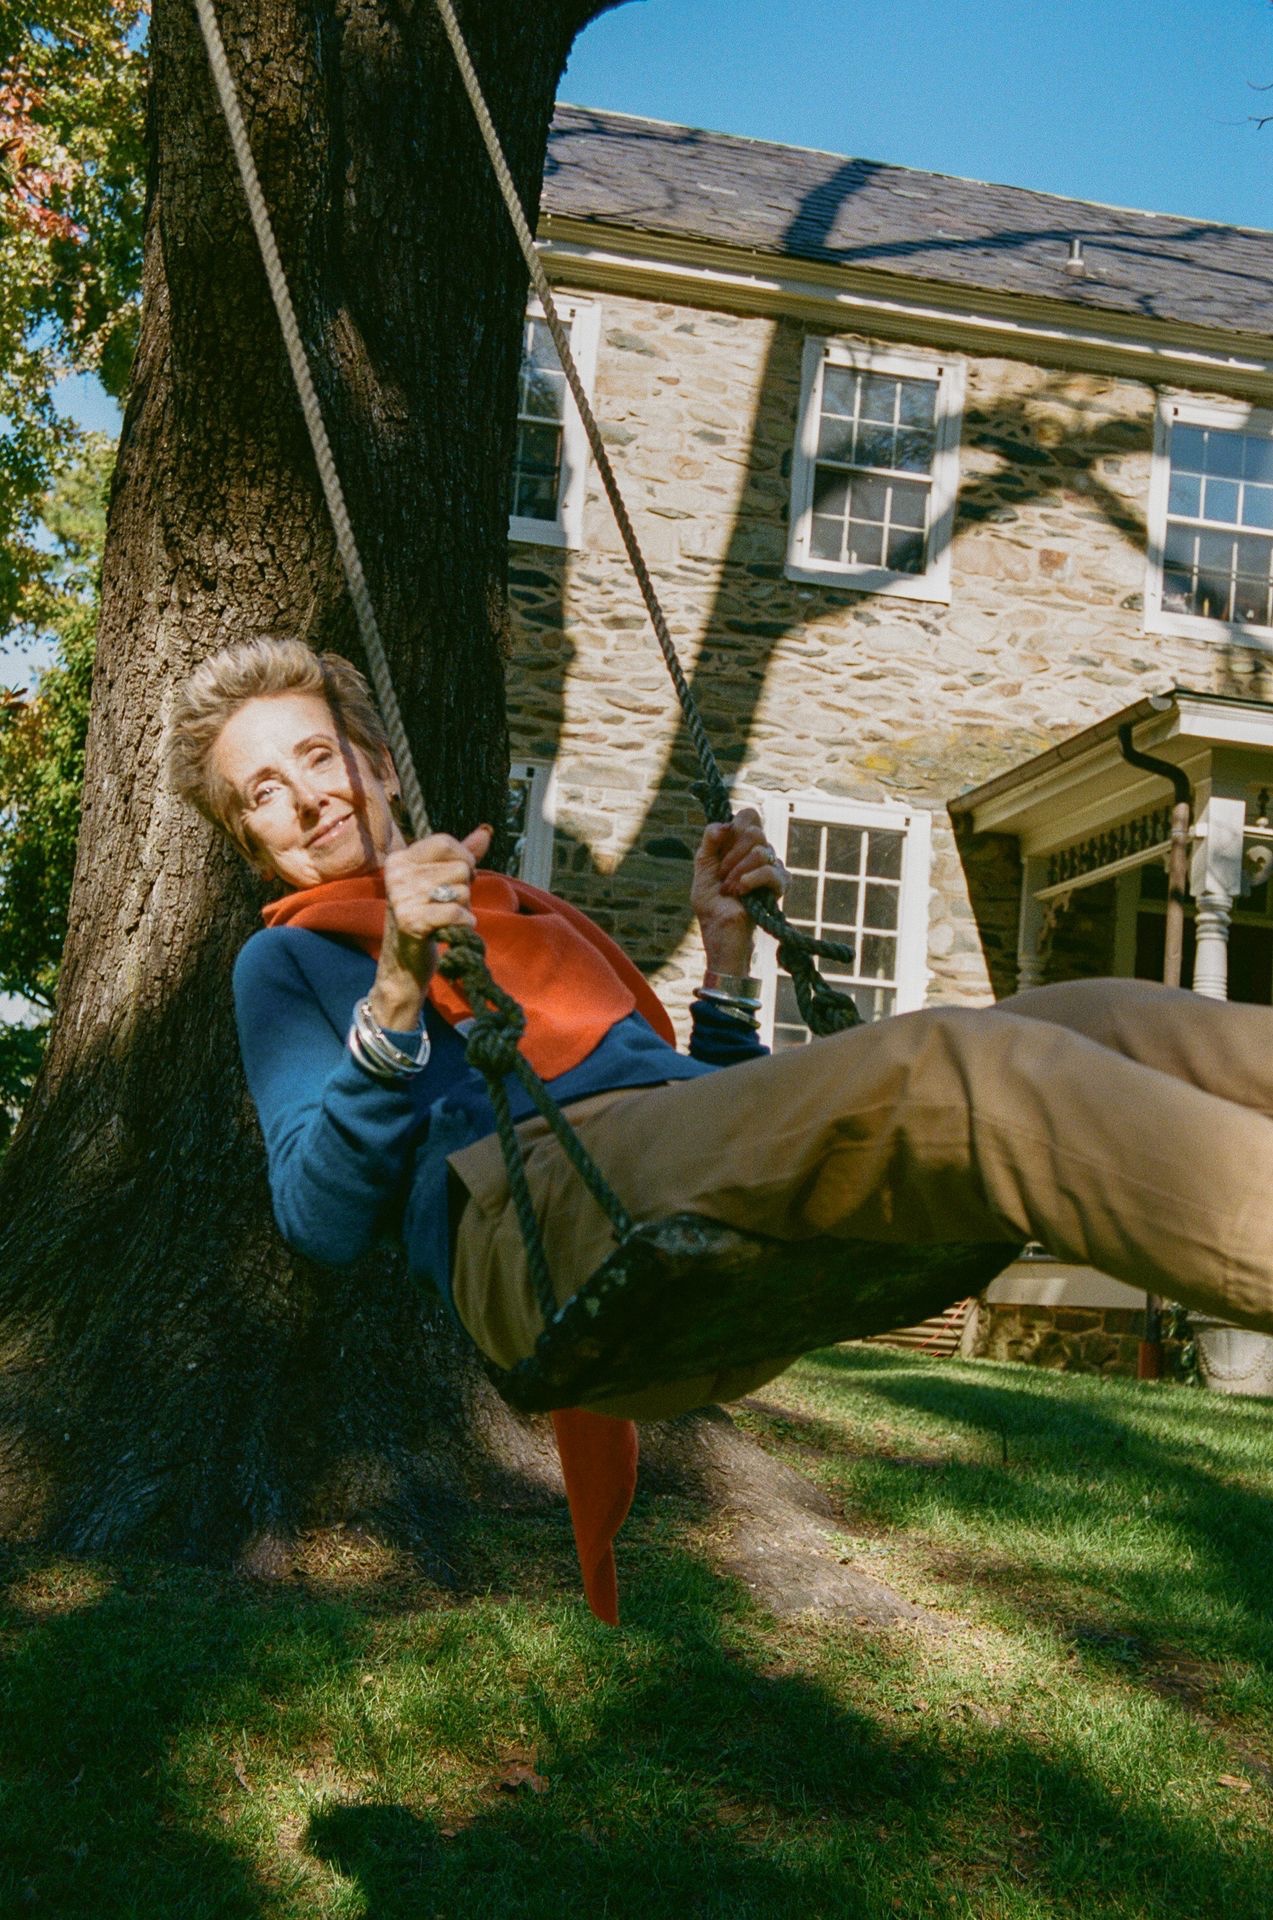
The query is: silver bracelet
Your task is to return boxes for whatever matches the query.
[347,995,431,1083]
[692,987,760,1029]
[702,969,762,1006]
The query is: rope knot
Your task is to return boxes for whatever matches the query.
[464,1009,524,1080]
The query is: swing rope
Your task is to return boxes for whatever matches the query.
[430,0,860,1036]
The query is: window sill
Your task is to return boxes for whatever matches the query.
[783,556,951,604]
[509,518,574,551]
[1142,604,1273,650]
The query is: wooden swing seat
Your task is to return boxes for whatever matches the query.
[486,1213,1022,1413]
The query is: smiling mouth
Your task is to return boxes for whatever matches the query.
[309,813,353,848]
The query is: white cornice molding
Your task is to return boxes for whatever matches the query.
[539,218,1273,401]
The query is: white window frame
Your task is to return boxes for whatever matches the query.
[785,338,964,602]
[508,758,558,888]
[508,300,600,552]
[754,793,932,1046]
[1144,392,1273,649]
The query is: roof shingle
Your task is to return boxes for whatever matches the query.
[544,105,1273,339]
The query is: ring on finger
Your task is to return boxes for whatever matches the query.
[429,883,463,905]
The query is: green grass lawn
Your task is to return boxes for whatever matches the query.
[2,1349,1271,1918]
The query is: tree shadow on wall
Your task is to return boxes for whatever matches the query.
[505,148,1193,988]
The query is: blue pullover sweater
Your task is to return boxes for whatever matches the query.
[233,924,766,1306]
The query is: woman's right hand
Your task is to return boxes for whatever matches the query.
[369,824,492,1030]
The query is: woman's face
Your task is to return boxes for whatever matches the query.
[210,691,407,888]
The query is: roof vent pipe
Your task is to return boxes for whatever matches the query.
[1065,236,1088,278]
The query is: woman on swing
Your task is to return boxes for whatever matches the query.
[172,637,1273,1421]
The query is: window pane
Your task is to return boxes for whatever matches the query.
[855,424,896,469]
[859,932,898,979]
[854,982,897,1022]
[890,480,929,529]
[1243,485,1273,530]
[886,528,926,573]
[1244,435,1273,482]
[846,524,884,566]
[816,414,856,463]
[773,976,810,1052]
[1167,471,1202,518]
[1203,477,1240,525]
[1197,529,1236,575]
[1163,523,1197,572]
[863,881,900,930]
[859,374,898,424]
[810,516,845,562]
[866,830,905,878]
[1170,424,1207,473]
[783,872,819,922]
[824,824,863,871]
[521,365,564,421]
[1234,534,1272,579]
[821,876,860,927]
[512,471,560,521]
[1203,430,1244,479]
[851,477,888,523]
[894,429,936,474]
[1235,579,1272,625]
[1162,570,1192,609]
[898,379,937,429]
[786,821,824,869]
[821,366,858,417]
[812,469,850,517]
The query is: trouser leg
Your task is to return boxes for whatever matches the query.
[996,977,1273,1115]
[450,996,1273,1413]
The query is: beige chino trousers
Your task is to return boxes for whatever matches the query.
[448,979,1273,1419]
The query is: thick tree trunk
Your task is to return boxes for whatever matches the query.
[0,0,620,1565]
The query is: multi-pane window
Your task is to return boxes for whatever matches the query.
[511,318,568,523]
[808,368,936,573]
[506,760,556,888]
[1161,421,1273,627]
[508,302,599,551]
[1147,399,1273,640]
[788,340,964,600]
[757,798,932,1049]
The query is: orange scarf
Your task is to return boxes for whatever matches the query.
[262,868,648,1626]
[261,869,675,1074]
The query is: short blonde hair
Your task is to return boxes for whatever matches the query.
[168,637,390,858]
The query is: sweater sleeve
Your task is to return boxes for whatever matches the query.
[233,931,429,1266]
[688,997,769,1066]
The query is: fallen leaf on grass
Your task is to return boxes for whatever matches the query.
[497,1761,549,1795]
[1218,1774,1252,1793]
[232,1755,252,1793]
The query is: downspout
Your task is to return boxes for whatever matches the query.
[1116,719,1193,1380]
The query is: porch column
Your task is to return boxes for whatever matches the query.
[1190,794,1247,1002]
[1015,855,1048,991]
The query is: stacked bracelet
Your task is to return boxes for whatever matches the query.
[347,995,432,1083]
[693,969,762,1029]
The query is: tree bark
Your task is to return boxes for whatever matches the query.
[0,0,624,1566]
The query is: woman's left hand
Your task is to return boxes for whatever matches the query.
[690,807,787,975]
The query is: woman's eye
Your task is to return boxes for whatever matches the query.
[250,783,280,807]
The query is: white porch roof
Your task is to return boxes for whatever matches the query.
[948,687,1273,857]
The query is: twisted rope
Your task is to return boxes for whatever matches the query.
[432,0,860,1034]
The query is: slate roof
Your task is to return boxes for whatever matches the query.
[543,105,1273,340]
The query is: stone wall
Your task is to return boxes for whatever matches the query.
[505,285,1258,1031]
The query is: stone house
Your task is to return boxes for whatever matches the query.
[500,105,1273,1384]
